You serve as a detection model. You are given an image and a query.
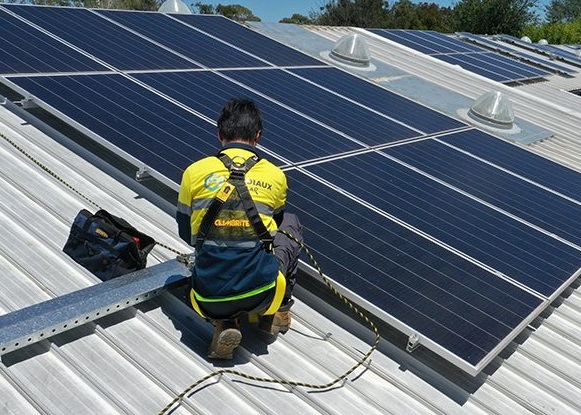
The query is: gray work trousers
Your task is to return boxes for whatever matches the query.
[274,213,304,301]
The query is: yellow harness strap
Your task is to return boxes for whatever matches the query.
[261,271,286,316]
[189,270,286,319]
[189,288,206,319]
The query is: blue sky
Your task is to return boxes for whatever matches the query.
[195,0,323,22]
[196,0,550,23]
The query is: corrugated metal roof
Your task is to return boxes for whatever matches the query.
[1,20,581,415]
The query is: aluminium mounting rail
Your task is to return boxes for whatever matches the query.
[0,257,192,356]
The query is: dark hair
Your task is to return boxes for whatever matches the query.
[217,98,263,143]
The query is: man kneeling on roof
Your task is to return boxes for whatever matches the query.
[176,98,303,359]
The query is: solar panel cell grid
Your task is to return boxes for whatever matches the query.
[289,67,466,134]
[286,170,543,366]
[95,10,269,69]
[223,68,424,145]
[439,130,581,201]
[305,150,581,297]
[457,32,576,75]
[3,4,197,71]
[0,8,108,74]
[385,137,581,247]
[173,14,325,67]
[133,71,365,162]
[6,74,216,182]
[370,28,550,82]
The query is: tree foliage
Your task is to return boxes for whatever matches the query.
[545,0,581,22]
[315,0,389,27]
[453,0,538,35]
[215,4,260,21]
[279,13,314,24]
[193,2,215,14]
[523,17,581,42]
[193,2,260,21]
[384,0,453,31]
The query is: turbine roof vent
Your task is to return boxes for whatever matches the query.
[158,0,191,14]
[329,34,371,68]
[457,91,520,134]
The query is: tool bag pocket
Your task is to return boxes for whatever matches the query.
[63,209,156,281]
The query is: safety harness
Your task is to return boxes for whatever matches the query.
[190,152,286,318]
[195,153,273,253]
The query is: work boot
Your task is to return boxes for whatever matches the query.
[207,319,242,360]
[259,299,294,336]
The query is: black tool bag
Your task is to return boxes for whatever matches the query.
[63,209,156,281]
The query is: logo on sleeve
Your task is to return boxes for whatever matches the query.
[204,173,226,191]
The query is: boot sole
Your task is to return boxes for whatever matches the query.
[207,328,242,360]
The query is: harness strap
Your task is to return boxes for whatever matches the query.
[195,153,273,253]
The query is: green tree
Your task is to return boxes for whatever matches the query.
[315,0,389,27]
[546,0,581,22]
[384,0,453,31]
[193,2,215,14]
[416,2,454,31]
[215,4,261,21]
[280,13,314,24]
[523,17,581,42]
[453,0,538,35]
[387,0,421,28]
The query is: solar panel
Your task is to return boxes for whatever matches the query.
[2,74,217,186]
[1,6,581,377]
[132,71,366,163]
[94,10,270,69]
[384,135,581,248]
[222,68,427,145]
[0,8,108,75]
[2,4,198,71]
[305,149,581,297]
[285,169,545,372]
[439,129,581,200]
[497,34,581,67]
[172,14,325,67]
[369,29,551,82]
[457,32,576,76]
[289,67,466,134]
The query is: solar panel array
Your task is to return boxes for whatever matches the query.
[1,5,581,376]
[368,29,551,82]
[456,32,576,76]
[496,34,581,67]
